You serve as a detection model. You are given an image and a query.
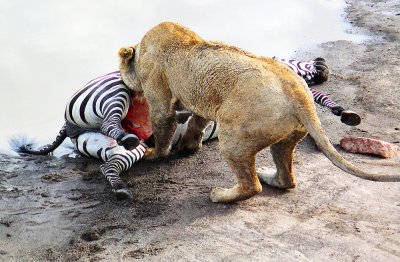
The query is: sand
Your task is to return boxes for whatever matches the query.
[1,0,399,261]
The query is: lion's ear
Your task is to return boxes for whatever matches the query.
[119,47,135,72]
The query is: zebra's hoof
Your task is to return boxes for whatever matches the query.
[114,187,133,200]
[119,135,140,150]
[340,110,361,126]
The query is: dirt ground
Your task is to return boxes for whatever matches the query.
[1,0,399,261]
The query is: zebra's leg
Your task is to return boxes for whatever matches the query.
[74,132,146,200]
[202,121,219,142]
[177,114,211,154]
[309,88,361,126]
[171,111,219,149]
[101,113,140,151]
[281,57,361,126]
[100,142,146,200]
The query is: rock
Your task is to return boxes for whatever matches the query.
[340,136,399,158]
[80,228,101,242]
[41,192,49,198]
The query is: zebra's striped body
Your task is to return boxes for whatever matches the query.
[65,71,140,150]
[13,57,359,200]
[65,71,125,128]
[280,58,329,86]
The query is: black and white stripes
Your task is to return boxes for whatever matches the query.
[280,58,360,126]
[280,58,329,86]
[309,88,339,109]
[171,114,219,147]
[72,115,217,199]
[72,131,146,199]
[281,58,317,85]
[100,144,146,199]
[280,58,338,109]
[65,71,139,149]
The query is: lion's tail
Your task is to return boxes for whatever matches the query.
[294,89,400,182]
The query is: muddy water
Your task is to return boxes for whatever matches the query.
[0,0,363,155]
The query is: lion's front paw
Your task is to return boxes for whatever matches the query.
[177,140,202,155]
[144,147,157,161]
[143,147,167,161]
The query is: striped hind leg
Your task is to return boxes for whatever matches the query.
[99,145,145,200]
[101,115,141,151]
[309,87,361,126]
[281,57,361,126]
[73,132,145,200]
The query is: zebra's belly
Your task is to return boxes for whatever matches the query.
[65,120,102,139]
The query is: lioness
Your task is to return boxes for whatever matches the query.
[119,22,399,203]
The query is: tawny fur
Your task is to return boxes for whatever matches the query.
[119,22,400,203]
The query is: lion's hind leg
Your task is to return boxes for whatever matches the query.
[210,151,262,203]
[210,131,263,203]
[257,130,307,189]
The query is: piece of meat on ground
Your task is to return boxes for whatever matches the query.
[340,136,399,158]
